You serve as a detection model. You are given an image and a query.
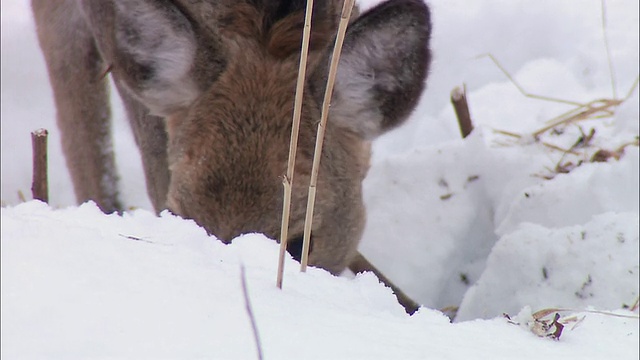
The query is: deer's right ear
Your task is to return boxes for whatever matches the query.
[112,0,225,116]
[310,0,431,140]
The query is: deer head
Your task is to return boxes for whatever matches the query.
[33,0,431,274]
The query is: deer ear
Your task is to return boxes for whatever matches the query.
[112,0,224,116]
[311,0,432,140]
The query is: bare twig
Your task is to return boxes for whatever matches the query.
[277,0,316,289]
[31,128,49,203]
[300,0,356,271]
[451,84,474,138]
[241,265,263,360]
[348,253,420,315]
[117,234,155,244]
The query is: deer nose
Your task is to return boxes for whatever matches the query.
[209,220,261,244]
[212,228,236,244]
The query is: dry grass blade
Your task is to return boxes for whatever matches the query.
[491,129,581,155]
[601,0,618,99]
[17,190,27,203]
[629,296,640,312]
[477,53,585,107]
[624,75,639,101]
[300,0,356,272]
[520,306,639,340]
[553,127,596,172]
[533,307,640,320]
[532,98,621,139]
[532,308,562,320]
[277,0,315,289]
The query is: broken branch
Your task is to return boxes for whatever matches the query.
[451,84,474,138]
[31,128,49,203]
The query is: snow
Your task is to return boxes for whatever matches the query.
[2,0,638,359]
[457,211,639,321]
[2,202,638,359]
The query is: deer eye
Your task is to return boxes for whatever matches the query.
[286,234,313,263]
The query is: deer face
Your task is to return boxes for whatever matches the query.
[37,0,431,274]
[165,30,374,273]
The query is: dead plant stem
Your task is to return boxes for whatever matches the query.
[478,53,585,107]
[624,76,639,101]
[532,99,621,138]
[601,0,618,99]
[300,0,355,271]
[277,0,315,288]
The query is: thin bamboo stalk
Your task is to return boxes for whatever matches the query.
[300,0,356,272]
[276,0,315,289]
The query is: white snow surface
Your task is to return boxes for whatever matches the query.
[2,0,639,358]
[2,202,638,359]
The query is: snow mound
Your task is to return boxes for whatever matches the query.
[457,212,639,321]
[2,201,638,359]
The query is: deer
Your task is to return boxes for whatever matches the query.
[32,0,431,285]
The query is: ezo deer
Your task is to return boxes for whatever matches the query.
[32,0,431,275]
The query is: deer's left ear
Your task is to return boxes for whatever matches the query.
[310,0,432,140]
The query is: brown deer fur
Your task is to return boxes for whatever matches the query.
[32,0,432,275]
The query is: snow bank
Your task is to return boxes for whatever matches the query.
[457,212,639,321]
[2,201,638,359]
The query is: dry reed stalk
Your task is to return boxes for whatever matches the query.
[31,128,49,203]
[276,0,316,289]
[300,0,356,272]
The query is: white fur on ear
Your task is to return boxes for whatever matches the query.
[330,55,384,139]
[114,0,199,116]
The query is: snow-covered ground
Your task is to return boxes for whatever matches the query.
[2,0,638,358]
